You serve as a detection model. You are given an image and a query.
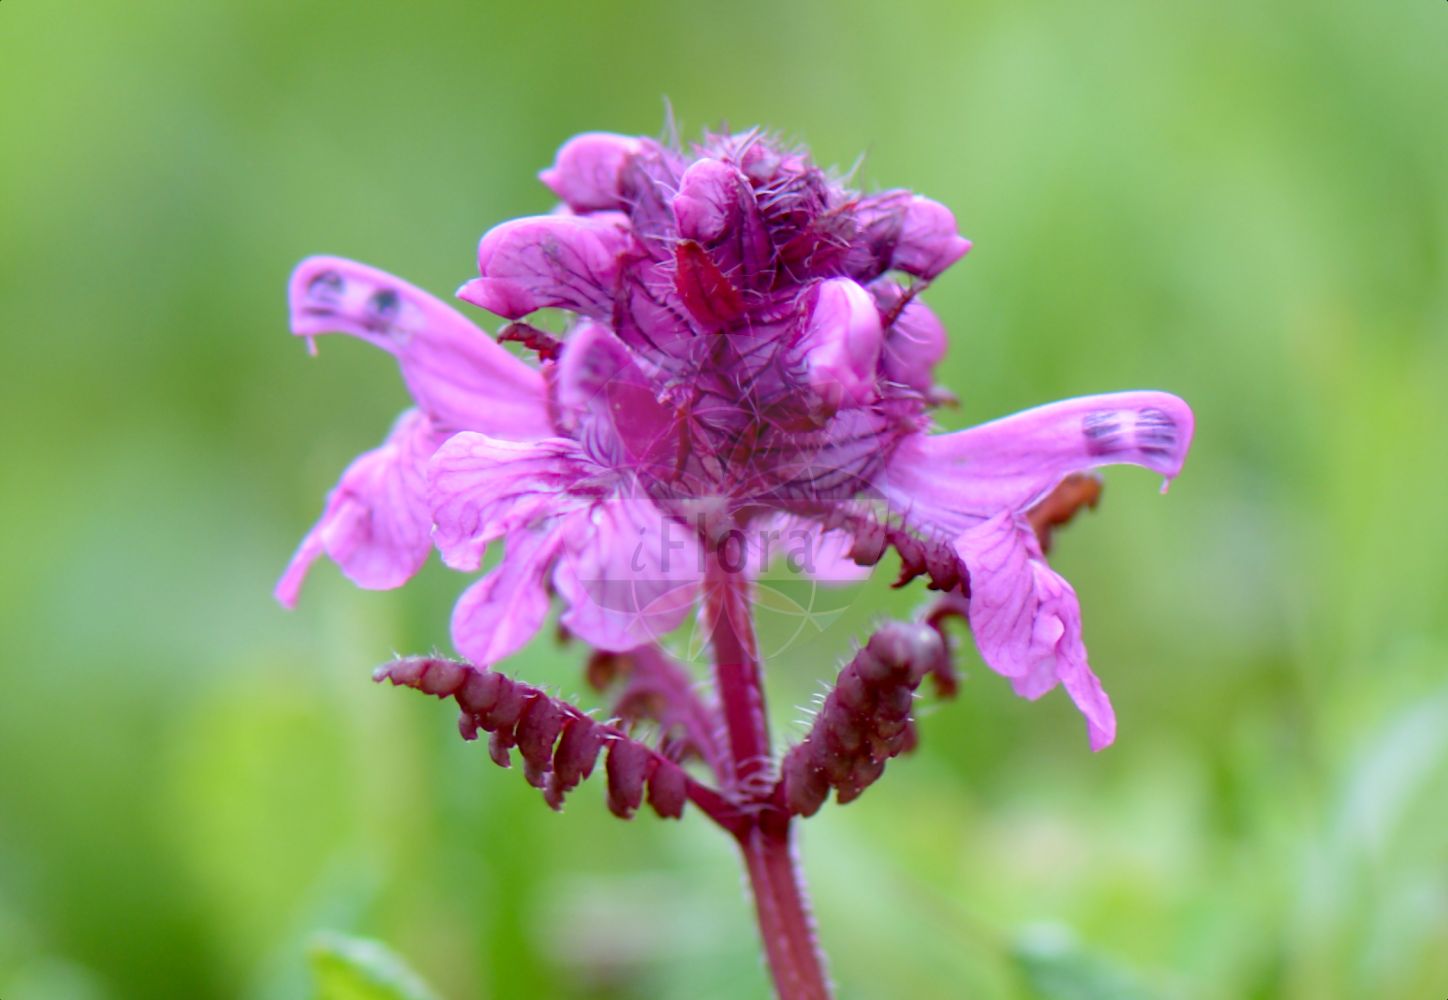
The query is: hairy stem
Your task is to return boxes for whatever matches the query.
[704,548,771,795]
[705,548,832,999]
[738,817,832,1000]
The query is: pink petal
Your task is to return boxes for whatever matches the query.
[450,529,564,666]
[275,408,437,607]
[797,527,873,584]
[872,282,947,392]
[615,263,695,354]
[555,321,676,473]
[552,499,702,652]
[894,196,973,280]
[881,391,1195,536]
[458,214,635,320]
[753,516,872,584]
[428,433,590,573]
[955,513,1115,750]
[615,143,690,256]
[538,132,644,212]
[288,256,548,437]
[672,158,770,277]
[850,192,972,281]
[797,278,883,412]
[672,158,741,242]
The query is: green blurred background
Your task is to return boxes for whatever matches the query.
[2,1,1445,997]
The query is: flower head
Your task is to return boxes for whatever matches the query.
[280,128,1193,748]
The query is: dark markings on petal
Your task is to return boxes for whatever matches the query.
[307,270,344,302]
[366,288,400,331]
[1082,411,1125,456]
[1133,407,1177,455]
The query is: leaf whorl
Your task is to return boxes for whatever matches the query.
[777,621,945,817]
[376,656,692,820]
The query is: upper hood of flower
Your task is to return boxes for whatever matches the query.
[459,130,972,519]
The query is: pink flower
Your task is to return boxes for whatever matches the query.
[280,130,1193,748]
[877,393,1193,749]
[428,316,714,664]
[275,256,548,606]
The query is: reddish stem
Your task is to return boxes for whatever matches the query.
[738,816,832,1000]
[704,547,832,999]
[704,548,772,794]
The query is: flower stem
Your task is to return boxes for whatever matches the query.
[705,548,832,999]
[704,547,771,794]
[738,815,832,1000]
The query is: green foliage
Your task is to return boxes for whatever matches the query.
[1012,926,1151,1000]
[310,934,441,1000]
[1,0,1445,997]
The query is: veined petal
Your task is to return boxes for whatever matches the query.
[797,278,883,412]
[428,433,593,572]
[459,214,635,320]
[881,391,1195,536]
[450,529,564,666]
[275,408,437,607]
[555,321,676,473]
[288,256,547,437]
[616,142,690,257]
[553,498,702,651]
[615,263,696,354]
[539,132,644,212]
[955,513,1115,750]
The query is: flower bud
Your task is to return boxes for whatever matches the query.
[778,622,944,815]
[605,738,652,819]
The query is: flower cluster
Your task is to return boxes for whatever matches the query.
[279,128,1193,752]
